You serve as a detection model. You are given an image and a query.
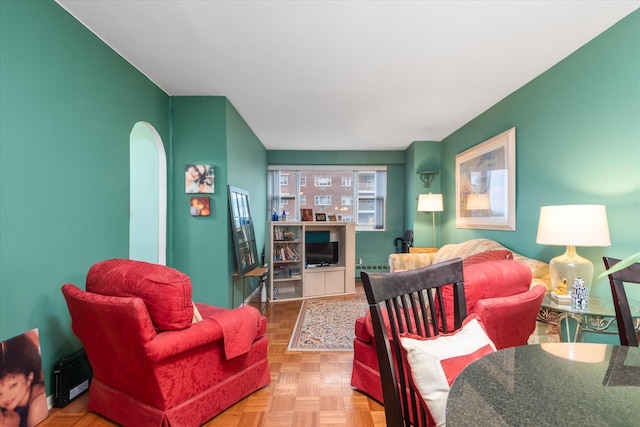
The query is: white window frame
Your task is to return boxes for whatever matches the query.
[314,176,332,187]
[268,165,386,231]
[314,195,332,206]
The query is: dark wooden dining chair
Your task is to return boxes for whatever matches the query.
[603,257,640,347]
[360,258,467,427]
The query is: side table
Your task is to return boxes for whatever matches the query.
[537,293,640,342]
[233,266,269,307]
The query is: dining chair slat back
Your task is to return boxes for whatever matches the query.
[603,257,640,347]
[360,258,466,427]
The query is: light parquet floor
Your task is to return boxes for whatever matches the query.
[43,282,386,427]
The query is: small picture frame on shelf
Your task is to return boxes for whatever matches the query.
[300,208,314,221]
[328,215,337,222]
[314,213,327,221]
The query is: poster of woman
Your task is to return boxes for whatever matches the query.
[0,329,48,427]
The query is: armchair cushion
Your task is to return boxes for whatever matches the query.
[86,258,193,331]
[440,259,532,330]
[400,315,496,427]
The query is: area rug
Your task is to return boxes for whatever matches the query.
[288,300,369,351]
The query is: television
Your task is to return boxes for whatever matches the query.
[305,242,339,266]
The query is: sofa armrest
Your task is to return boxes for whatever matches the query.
[144,318,224,362]
[473,285,546,350]
[388,253,435,272]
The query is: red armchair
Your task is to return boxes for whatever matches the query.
[350,259,545,403]
[61,259,270,426]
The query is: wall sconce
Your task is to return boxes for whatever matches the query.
[417,193,444,248]
[417,170,439,188]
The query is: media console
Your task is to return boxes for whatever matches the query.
[267,221,355,302]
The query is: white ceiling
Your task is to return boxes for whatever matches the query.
[56,1,638,151]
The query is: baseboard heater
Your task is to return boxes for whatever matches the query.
[53,348,93,407]
[355,265,389,272]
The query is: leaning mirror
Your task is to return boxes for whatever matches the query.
[228,185,259,275]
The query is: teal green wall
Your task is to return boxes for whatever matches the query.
[226,101,268,299]
[407,141,442,247]
[171,97,232,306]
[170,98,268,307]
[267,151,406,266]
[440,10,640,298]
[0,0,170,391]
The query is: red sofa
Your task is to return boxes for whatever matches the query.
[351,259,545,403]
[61,259,270,426]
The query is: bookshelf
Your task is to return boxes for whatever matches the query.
[266,221,355,302]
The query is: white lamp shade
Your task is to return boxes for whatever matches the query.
[536,205,610,247]
[417,193,443,212]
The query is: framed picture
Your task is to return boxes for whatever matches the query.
[0,329,48,426]
[190,196,211,216]
[185,164,214,194]
[300,208,314,221]
[315,213,327,222]
[456,127,516,230]
[328,214,337,222]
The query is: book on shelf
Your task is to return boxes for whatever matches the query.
[274,244,299,261]
[273,227,297,241]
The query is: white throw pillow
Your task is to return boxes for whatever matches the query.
[400,315,496,427]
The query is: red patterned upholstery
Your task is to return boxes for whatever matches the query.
[62,259,270,426]
[351,259,544,404]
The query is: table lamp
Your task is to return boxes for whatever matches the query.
[417,193,443,248]
[536,205,610,292]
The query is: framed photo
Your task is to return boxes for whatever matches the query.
[185,164,214,194]
[300,208,314,221]
[328,215,337,222]
[315,213,327,222]
[0,329,48,426]
[190,196,210,216]
[456,127,516,230]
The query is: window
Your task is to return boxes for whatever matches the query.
[315,176,332,187]
[268,166,386,231]
[315,195,332,206]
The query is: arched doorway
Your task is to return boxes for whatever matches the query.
[129,122,167,265]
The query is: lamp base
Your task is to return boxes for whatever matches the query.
[549,245,594,294]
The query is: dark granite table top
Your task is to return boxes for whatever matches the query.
[447,343,640,426]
